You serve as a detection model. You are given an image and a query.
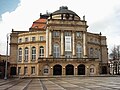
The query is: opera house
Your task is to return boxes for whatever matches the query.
[9,6,108,76]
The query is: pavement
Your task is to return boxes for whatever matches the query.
[0,76,120,90]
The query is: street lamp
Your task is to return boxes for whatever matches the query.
[4,33,9,80]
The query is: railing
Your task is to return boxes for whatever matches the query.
[38,57,99,63]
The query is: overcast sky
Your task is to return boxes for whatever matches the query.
[0,0,120,55]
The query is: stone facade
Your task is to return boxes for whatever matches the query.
[9,6,109,77]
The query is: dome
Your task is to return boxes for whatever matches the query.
[52,6,78,16]
[51,6,80,20]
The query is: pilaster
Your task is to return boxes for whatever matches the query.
[46,28,49,57]
[49,30,52,56]
[72,31,75,56]
[61,31,64,56]
[83,31,87,58]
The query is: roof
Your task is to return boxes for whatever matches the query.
[30,18,47,30]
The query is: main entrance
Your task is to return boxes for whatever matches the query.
[78,64,85,75]
[66,64,74,75]
[53,64,62,75]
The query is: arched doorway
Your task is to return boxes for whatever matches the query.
[66,64,74,75]
[78,64,85,75]
[10,67,16,75]
[53,64,62,75]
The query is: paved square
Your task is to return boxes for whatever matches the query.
[0,76,120,90]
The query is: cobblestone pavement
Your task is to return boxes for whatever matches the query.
[0,76,120,90]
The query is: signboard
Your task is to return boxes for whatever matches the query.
[65,36,71,51]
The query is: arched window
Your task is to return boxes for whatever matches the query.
[53,44,60,58]
[24,47,29,62]
[32,47,36,60]
[89,48,94,58]
[18,48,22,62]
[39,46,44,57]
[76,44,82,58]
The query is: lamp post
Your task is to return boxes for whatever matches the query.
[4,33,9,80]
[99,32,102,74]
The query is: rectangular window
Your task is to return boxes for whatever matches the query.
[53,31,59,37]
[32,37,35,41]
[31,67,35,75]
[65,32,71,36]
[18,48,22,62]
[76,45,82,58]
[39,46,44,57]
[24,48,28,62]
[44,69,48,73]
[65,52,72,58]
[76,32,81,37]
[40,36,44,41]
[18,38,22,43]
[24,67,27,75]
[18,67,21,75]
[32,47,36,60]
[25,37,29,42]
[53,44,60,58]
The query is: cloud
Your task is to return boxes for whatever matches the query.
[89,5,120,53]
[0,0,120,55]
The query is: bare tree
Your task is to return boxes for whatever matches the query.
[109,45,120,60]
[109,45,120,75]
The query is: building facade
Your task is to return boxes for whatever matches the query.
[9,6,108,76]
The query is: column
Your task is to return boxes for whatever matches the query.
[28,45,31,63]
[75,66,77,75]
[72,32,75,56]
[61,31,64,56]
[62,67,65,75]
[36,44,39,62]
[46,28,49,57]
[83,32,87,58]
[36,63,39,76]
[49,30,52,56]
[22,47,24,63]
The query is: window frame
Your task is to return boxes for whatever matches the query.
[76,44,82,58]
[31,47,36,61]
[40,36,44,41]
[32,37,36,42]
[31,67,35,75]
[18,38,22,43]
[18,48,22,62]
[53,31,60,37]
[25,37,29,42]
[39,46,44,57]
[24,47,29,62]
[53,44,60,58]
[90,48,94,58]
[76,32,81,37]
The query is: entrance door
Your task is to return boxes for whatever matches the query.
[10,67,16,75]
[53,64,62,75]
[66,64,74,75]
[78,64,85,75]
